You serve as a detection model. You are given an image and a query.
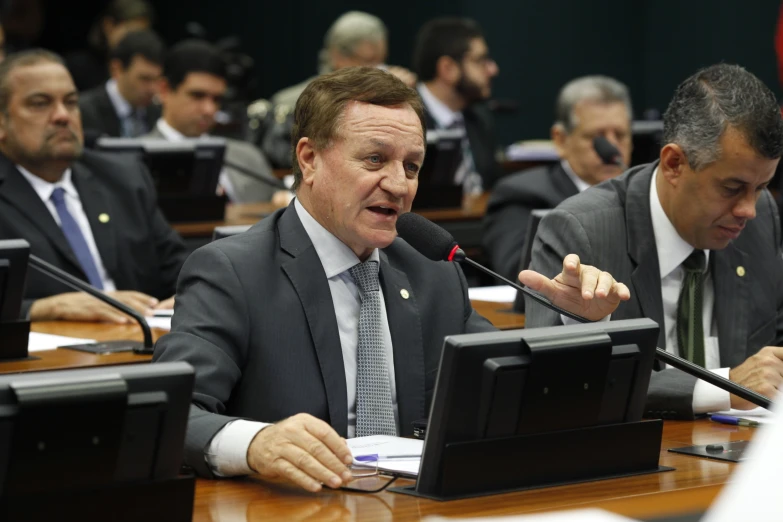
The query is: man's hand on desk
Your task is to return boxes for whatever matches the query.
[154,296,175,310]
[30,291,163,323]
[246,413,354,493]
[518,253,631,321]
[728,346,783,409]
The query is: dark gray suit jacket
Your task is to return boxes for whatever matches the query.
[483,162,579,280]
[526,161,783,419]
[0,150,188,316]
[79,84,160,138]
[144,126,278,203]
[152,203,495,477]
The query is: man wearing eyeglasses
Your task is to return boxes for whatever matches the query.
[412,17,502,191]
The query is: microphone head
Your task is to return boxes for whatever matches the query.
[395,212,459,262]
[593,136,621,165]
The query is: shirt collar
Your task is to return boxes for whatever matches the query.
[417,83,462,129]
[105,79,133,119]
[294,198,380,278]
[560,160,592,193]
[16,165,77,202]
[650,167,709,278]
[155,118,203,142]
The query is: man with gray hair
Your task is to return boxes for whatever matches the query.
[484,75,632,281]
[260,11,415,167]
[521,64,783,419]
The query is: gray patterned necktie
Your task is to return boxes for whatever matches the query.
[349,260,397,437]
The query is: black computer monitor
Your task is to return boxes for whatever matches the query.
[96,137,228,222]
[413,318,660,498]
[513,209,550,312]
[0,361,193,496]
[631,120,663,167]
[0,239,29,322]
[412,128,464,210]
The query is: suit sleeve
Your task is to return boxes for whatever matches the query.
[136,160,188,298]
[768,191,783,346]
[152,244,250,478]
[483,197,534,281]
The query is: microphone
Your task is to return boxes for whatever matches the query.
[28,255,154,355]
[222,159,287,190]
[395,212,774,410]
[593,136,627,171]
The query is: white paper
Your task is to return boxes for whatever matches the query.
[347,435,423,477]
[27,332,96,352]
[711,406,774,424]
[468,285,517,303]
[427,508,638,522]
[146,316,172,331]
[703,389,783,521]
[151,308,175,317]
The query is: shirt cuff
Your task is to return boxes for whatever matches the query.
[692,367,732,414]
[561,313,611,325]
[205,419,271,477]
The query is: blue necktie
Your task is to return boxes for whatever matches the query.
[50,187,104,289]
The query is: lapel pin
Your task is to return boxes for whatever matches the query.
[400,289,410,300]
[736,266,745,277]
[98,213,110,223]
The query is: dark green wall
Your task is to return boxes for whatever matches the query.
[150,0,783,144]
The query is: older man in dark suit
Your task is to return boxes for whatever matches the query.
[522,64,783,420]
[153,67,495,491]
[0,49,187,321]
[483,76,632,281]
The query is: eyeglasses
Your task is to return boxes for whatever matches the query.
[340,455,400,493]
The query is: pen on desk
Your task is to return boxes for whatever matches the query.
[710,414,760,427]
[354,454,420,462]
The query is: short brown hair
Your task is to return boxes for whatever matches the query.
[291,66,426,190]
[0,49,66,113]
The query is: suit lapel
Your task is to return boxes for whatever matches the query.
[550,163,580,200]
[713,244,748,367]
[98,87,122,137]
[379,250,425,436]
[71,161,118,279]
[278,205,348,436]
[0,157,83,274]
[625,163,666,350]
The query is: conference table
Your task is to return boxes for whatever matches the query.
[7,304,751,521]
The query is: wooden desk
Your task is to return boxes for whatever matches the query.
[471,300,525,329]
[191,419,744,521]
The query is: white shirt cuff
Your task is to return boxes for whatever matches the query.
[206,419,271,477]
[692,367,732,414]
[561,313,611,325]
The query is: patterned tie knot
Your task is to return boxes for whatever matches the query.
[350,260,380,294]
[683,250,706,274]
[50,187,66,205]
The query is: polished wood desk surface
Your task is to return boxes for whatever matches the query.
[172,193,490,238]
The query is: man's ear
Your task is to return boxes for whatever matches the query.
[157,78,172,104]
[0,112,10,142]
[659,143,688,187]
[435,55,460,85]
[296,137,318,186]
[551,123,568,159]
[108,59,123,80]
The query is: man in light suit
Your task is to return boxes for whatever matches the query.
[0,50,187,321]
[522,64,783,419]
[483,76,633,281]
[79,29,164,138]
[153,67,494,491]
[147,39,280,203]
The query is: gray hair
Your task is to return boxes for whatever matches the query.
[318,11,388,74]
[555,75,632,132]
[663,63,783,170]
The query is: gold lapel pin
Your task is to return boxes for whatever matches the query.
[98,213,110,223]
[400,289,410,300]
[736,266,745,277]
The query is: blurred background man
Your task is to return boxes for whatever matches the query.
[79,29,164,138]
[483,75,633,281]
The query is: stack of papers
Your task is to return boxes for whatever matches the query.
[711,406,774,425]
[468,285,517,303]
[146,309,173,331]
[347,435,423,477]
[28,332,96,352]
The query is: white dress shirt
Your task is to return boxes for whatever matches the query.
[153,119,237,202]
[561,160,592,193]
[205,198,400,476]
[561,168,730,413]
[16,166,116,291]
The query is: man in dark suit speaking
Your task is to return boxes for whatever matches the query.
[0,50,187,321]
[483,75,633,281]
[153,67,494,491]
[522,64,783,419]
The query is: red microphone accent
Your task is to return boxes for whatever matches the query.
[447,244,460,262]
